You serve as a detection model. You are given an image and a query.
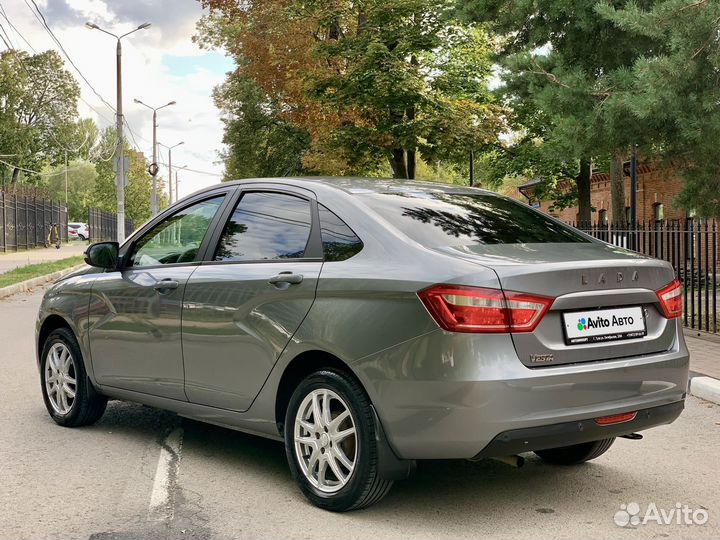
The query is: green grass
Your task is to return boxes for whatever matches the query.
[0,256,85,288]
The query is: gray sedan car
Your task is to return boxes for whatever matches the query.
[36,177,688,511]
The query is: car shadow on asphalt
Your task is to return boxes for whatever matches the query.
[86,401,654,537]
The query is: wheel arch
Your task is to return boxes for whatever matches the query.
[274,348,415,481]
[37,314,74,363]
[274,349,361,432]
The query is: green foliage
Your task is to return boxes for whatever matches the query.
[598,0,720,217]
[213,72,311,180]
[44,161,98,221]
[460,0,667,220]
[0,50,80,183]
[196,0,504,179]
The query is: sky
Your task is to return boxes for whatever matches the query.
[2,0,235,199]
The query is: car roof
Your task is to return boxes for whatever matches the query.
[217,176,497,198]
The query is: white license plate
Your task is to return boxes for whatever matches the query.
[563,306,646,345]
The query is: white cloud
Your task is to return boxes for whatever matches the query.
[4,0,231,198]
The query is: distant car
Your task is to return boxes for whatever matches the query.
[68,222,89,241]
[36,178,688,511]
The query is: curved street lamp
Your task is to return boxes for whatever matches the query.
[85,21,151,241]
[134,99,176,215]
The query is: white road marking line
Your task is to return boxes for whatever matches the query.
[148,427,184,521]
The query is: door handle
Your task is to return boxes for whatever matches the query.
[268,272,303,285]
[153,279,179,293]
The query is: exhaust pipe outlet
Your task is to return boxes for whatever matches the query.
[620,433,643,440]
[491,455,525,468]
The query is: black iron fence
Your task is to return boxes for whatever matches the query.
[570,220,719,334]
[88,208,134,242]
[0,192,68,252]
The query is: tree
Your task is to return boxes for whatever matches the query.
[461,0,665,223]
[45,161,98,221]
[196,0,504,179]
[598,0,720,217]
[213,71,310,180]
[0,50,80,184]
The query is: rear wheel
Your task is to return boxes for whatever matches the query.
[284,369,392,511]
[534,438,615,465]
[40,328,107,427]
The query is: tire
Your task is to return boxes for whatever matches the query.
[40,327,107,427]
[78,234,86,241]
[534,438,615,465]
[284,369,393,511]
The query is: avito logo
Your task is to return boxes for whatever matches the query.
[577,318,588,331]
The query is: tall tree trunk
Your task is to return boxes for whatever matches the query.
[406,150,416,180]
[390,149,408,179]
[576,158,592,225]
[610,151,626,227]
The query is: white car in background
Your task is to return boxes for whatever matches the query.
[68,222,89,241]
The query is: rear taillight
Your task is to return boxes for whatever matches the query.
[656,279,682,319]
[418,285,553,334]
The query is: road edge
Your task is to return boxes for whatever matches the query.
[0,263,86,300]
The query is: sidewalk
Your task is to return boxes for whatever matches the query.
[0,243,87,274]
[686,333,720,380]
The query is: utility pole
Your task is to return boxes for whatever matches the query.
[469,150,475,187]
[86,22,151,242]
[134,98,175,215]
[159,141,184,206]
[64,151,68,205]
[175,165,187,203]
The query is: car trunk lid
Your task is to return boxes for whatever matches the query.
[434,242,678,367]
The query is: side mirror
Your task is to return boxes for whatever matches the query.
[84,241,119,270]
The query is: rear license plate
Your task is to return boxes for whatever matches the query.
[563,306,646,345]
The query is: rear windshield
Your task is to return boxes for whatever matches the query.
[359,191,589,247]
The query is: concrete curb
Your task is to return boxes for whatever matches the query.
[690,377,720,406]
[0,263,86,301]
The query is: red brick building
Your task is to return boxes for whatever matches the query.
[517,164,688,224]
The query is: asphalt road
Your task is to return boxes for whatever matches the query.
[2,289,719,540]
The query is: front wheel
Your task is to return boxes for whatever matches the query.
[534,438,615,465]
[284,369,393,511]
[40,327,107,427]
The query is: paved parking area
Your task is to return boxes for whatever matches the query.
[2,290,719,539]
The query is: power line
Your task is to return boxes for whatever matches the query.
[0,157,83,177]
[157,162,223,177]
[24,0,116,113]
[0,1,35,52]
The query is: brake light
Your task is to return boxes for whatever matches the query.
[656,279,682,319]
[417,285,553,333]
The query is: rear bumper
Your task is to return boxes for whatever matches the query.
[472,400,684,459]
[353,328,689,460]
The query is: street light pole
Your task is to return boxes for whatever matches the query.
[134,99,176,215]
[86,22,151,242]
[159,141,184,206]
[175,165,188,203]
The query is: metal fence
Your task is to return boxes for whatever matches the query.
[0,192,68,252]
[571,220,719,334]
[88,208,134,242]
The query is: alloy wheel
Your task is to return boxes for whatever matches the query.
[45,342,77,415]
[294,388,357,493]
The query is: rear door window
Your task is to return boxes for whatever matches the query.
[214,192,313,262]
[359,191,589,247]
